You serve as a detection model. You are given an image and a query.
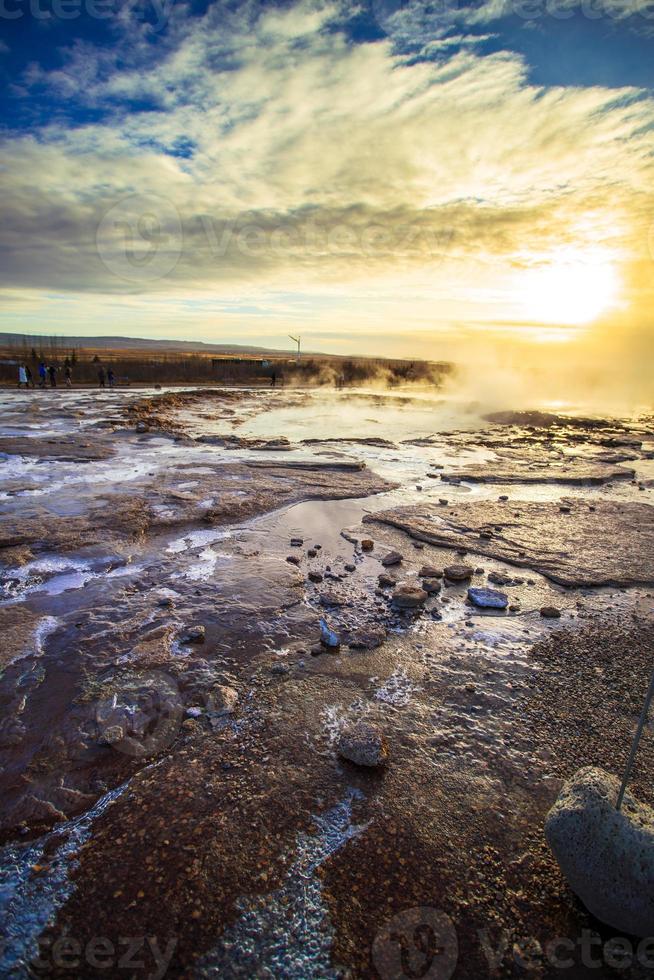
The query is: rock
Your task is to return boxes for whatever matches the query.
[439,499,448,506]
[467,587,508,609]
[348,627,386,650]
[208,685,238,716]
[540,605,562,618]
[158,596,174,608]
[135,421,149,433]
[270,663,290,676]
[307,548,317,557]
[392,584,428,609]
[422,578,442,595]
[365,499,654,587]
[545,767,654,936]
[319,591,348,608]
[319,617,340,649]
[290,537,304,547]
[185,707,204,719]
[98,724,126,746]
[337,722,388,768]
[183,625,206,644]
[344,563,356,572]
[488,571,512,586]
[444,564,474,582]
[308,571,323,583]
[361,539,374,551]
[310,644,323,656]
[286,555,301,566]
[381,550,403,567]
[499,495,509,501]
[419,565,443,579]
[378,573,396,588]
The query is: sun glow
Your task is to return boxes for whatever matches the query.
[516,253,621,326]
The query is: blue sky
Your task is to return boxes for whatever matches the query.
[0,0,652,355]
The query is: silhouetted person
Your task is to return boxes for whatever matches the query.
[48,365,56,387]
[38,362,47,388]
[18,365,27,388]
[65,365,72,388]
[107,368,115,388]
[98,366,106,388]
[270,371,276,387]
[25,365,34,388]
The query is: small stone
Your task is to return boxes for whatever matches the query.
[348,627,386,650]
[185,707,203,719]
[467,587,508,609]
[98,724,125,746]
[344,563,356,572]
[158,597,174,608]
[208,685,238,716]
[290,537,304,547]
[444,564,474,582]
[412,542,424,550]
[135,421,149,433]
[392,584,428,609]
[488,571,512,586]
[381,550,403,567]
[509,604,520,612]
[540,605,562,618]
[337,722,388,768]
[499,495,509,501]
[559,505,571,514]
[310,644,323,656]
[270,663,290,676]
[422,578,442,595]
[183,625,206,644]
[319,591,348,608]
[378,573,396,588]
[286,555,301,566]
[361,539,374,551]
[439,499,448,506]
[308,571,323,583]
[419,565,443,579]
[319,618,340,649]
[307,548,317,558]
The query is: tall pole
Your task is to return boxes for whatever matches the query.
[616,664,654,811]
[288,335,301,362]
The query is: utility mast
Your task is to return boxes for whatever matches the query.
[288,334,301,362]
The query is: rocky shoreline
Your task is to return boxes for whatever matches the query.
[1,387,653,978]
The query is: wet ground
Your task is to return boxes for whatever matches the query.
[1,384,654,979]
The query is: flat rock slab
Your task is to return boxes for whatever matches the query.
[0,435,115,461]
[365,498,654,587]
[440,461,634,485]
[545,767,654,936]
[467,587,508,609]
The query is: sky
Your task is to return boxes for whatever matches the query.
[0,0,653,367]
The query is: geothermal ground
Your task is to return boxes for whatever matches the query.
[1,384,654,979]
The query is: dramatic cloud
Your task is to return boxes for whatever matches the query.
[0,0,652,354]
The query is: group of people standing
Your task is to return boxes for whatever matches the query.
[17,361,115,389]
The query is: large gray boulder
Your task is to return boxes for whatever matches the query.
[545,767,654,936]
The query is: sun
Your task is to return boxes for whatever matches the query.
[516,253,621,327]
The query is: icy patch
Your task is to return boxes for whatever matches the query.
[0,557,96,602]
[374,668,421,706]
[166,528,233,555]
[0,782,128,975]
[196,790,366,979]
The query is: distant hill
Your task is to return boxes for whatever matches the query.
[0,332,303,357]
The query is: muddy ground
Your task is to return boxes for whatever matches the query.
[1,385,654,979]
